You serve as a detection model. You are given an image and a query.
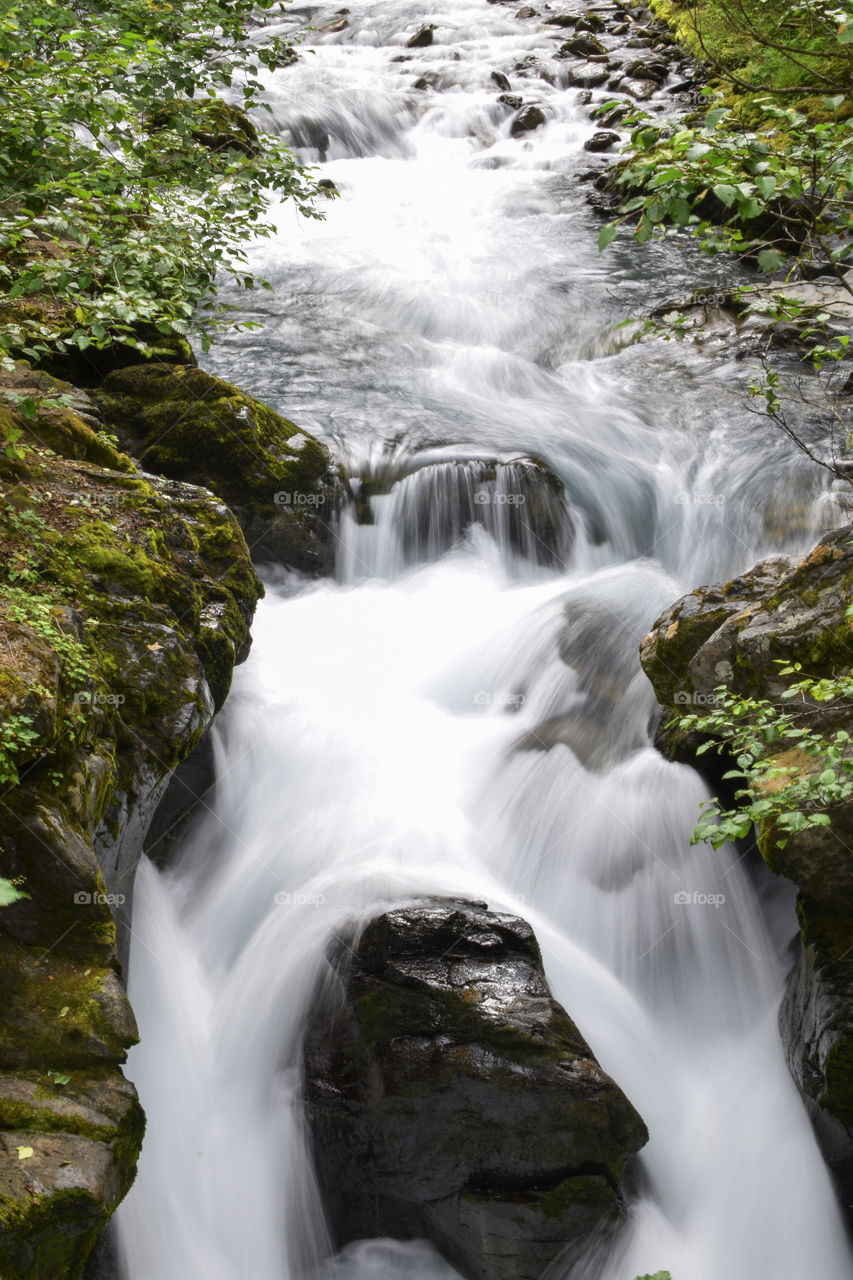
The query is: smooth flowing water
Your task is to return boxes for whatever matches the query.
[116,2,853,1278]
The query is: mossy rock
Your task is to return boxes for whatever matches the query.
[0,363,265,1276]
[148,97,260,156]
[97,363,337,571]
[0,299,196,388]
[0,1130,130,1280]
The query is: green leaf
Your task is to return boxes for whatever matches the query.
[757,249,786,273]
[0,878,27,907]
[598,222,621,251]
[713,184,738,207]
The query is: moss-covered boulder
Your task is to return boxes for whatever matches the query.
[96,364,338,572]
[0,297,196,388]
[303,900,648,1280]
[639,523,853,1210]
[0,371,262,1276]
[148,98,260,156]
[0,1070,143,1280]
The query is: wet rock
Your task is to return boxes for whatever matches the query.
[622,57,668,83]
[317,15,348,31]
[598,102,631,127]
[317,177,338,194]
[414,72,438,90]
[561,33,606,57]
[611,20,630,33]
[304,900,648,1280]
[407,24,435,48]
[544,13,577,26]
[780,899,853,1211]
[584,130,621,153]
[621,76,658,99]
[498,93,523,110]
[491,70,511,90]
[510,103,547,135]
[516,4,538,16]
[569,64,609,88]
[97,364,338,574]
[626,35,654,46]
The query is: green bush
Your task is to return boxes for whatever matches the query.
[0,0,323,370]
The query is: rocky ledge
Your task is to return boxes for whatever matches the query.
[640,524,853,1213]
[0,351,336,1276]
[303,899,648,1280]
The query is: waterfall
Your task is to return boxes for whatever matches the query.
[116,1,853,1278]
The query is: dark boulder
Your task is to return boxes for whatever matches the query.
[407,25,435,48]
[490,70,511,90]
[560,34,606,57]
[510,104,547,135]
[303,900,648,1280]
[569,64,609,88]
[584,130,621,153]
[622,58,668,83]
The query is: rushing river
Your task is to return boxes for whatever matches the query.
[115,1,853,1277]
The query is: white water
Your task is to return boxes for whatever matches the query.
[116,2,853,1278]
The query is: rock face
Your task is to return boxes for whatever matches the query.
[0,362,262,1277]
[640,525,853,1209]
[303,900,648,1280]
[97,364,338,573]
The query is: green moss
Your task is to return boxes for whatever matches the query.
[821,1032,853,1129]
[538,1174,612,1218]
[0,1186,108,1280]
[0,940,134,1071]
[96,364,334,571]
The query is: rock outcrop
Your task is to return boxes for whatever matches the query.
[303,900,648,1280]
[640,524,853,1210]
[0,361,263,1276]
[96,364,338,573]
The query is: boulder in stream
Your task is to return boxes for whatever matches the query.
[303,900,648,1280]
[510,104,547,135]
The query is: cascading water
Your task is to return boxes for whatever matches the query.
[116,2,853,1278]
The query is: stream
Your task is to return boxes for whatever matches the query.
[115,1,853,1277]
